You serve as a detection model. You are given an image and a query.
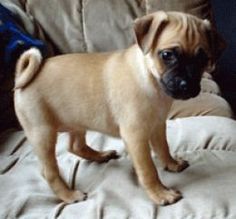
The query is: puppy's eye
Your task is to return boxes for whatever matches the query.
[159,50,176,62]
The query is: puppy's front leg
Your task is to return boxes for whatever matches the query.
[121,127,181,205]
[151,123,189,172]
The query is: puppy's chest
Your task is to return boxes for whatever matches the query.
[138,75,172,120]
[153,90,173,120]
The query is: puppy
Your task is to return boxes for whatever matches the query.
[14,11,221,205]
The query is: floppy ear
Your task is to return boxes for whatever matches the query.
[212,30,226,61]
[133,11,169,54]
[204,20,226,68]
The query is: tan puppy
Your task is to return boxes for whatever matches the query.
[14,11,220,205]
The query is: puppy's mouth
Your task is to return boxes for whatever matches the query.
[160,78,201,100]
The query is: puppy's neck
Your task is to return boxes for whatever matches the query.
[144,53,160,81]
[128,45,172,102]
[131,46,156,96]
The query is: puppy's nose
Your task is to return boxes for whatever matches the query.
[167,78,188,91]
[179,80,188,91]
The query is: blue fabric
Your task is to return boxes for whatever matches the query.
[0,3,47,78]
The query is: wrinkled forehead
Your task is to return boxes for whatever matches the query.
[156,13,209,53]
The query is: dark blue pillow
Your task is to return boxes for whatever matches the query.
[0,4,47,79]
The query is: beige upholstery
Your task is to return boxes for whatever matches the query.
[1,0,214,54]
[1,117,236,218]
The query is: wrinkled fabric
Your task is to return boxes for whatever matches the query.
[0,0,214,54]
[149,0,214,20]
[1,117,236,218]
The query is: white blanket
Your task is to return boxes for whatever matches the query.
[1,116,236,219]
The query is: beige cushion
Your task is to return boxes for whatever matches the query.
[1,116,236,218]
[148,0,214,20]
[169,93,233,119]
[168,74,234,119]
[1,0,214,53]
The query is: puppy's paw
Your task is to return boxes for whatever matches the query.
[62,190,87,204]
[164,159,189,173]
[150,188,182,206]
[97,150,119,163]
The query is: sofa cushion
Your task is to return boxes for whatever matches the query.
[1,116,236,218]
[148,0,214,21]
[168,74,234,119]
[1,0,215,53]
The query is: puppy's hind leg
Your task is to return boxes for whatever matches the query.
[69,131,119,163]
[29,127,86,203]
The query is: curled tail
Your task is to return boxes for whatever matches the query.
[14,48,42,89]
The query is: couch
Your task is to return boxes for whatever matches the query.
[0,0,236,218]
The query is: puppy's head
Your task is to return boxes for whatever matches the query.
[134,11,225,100]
